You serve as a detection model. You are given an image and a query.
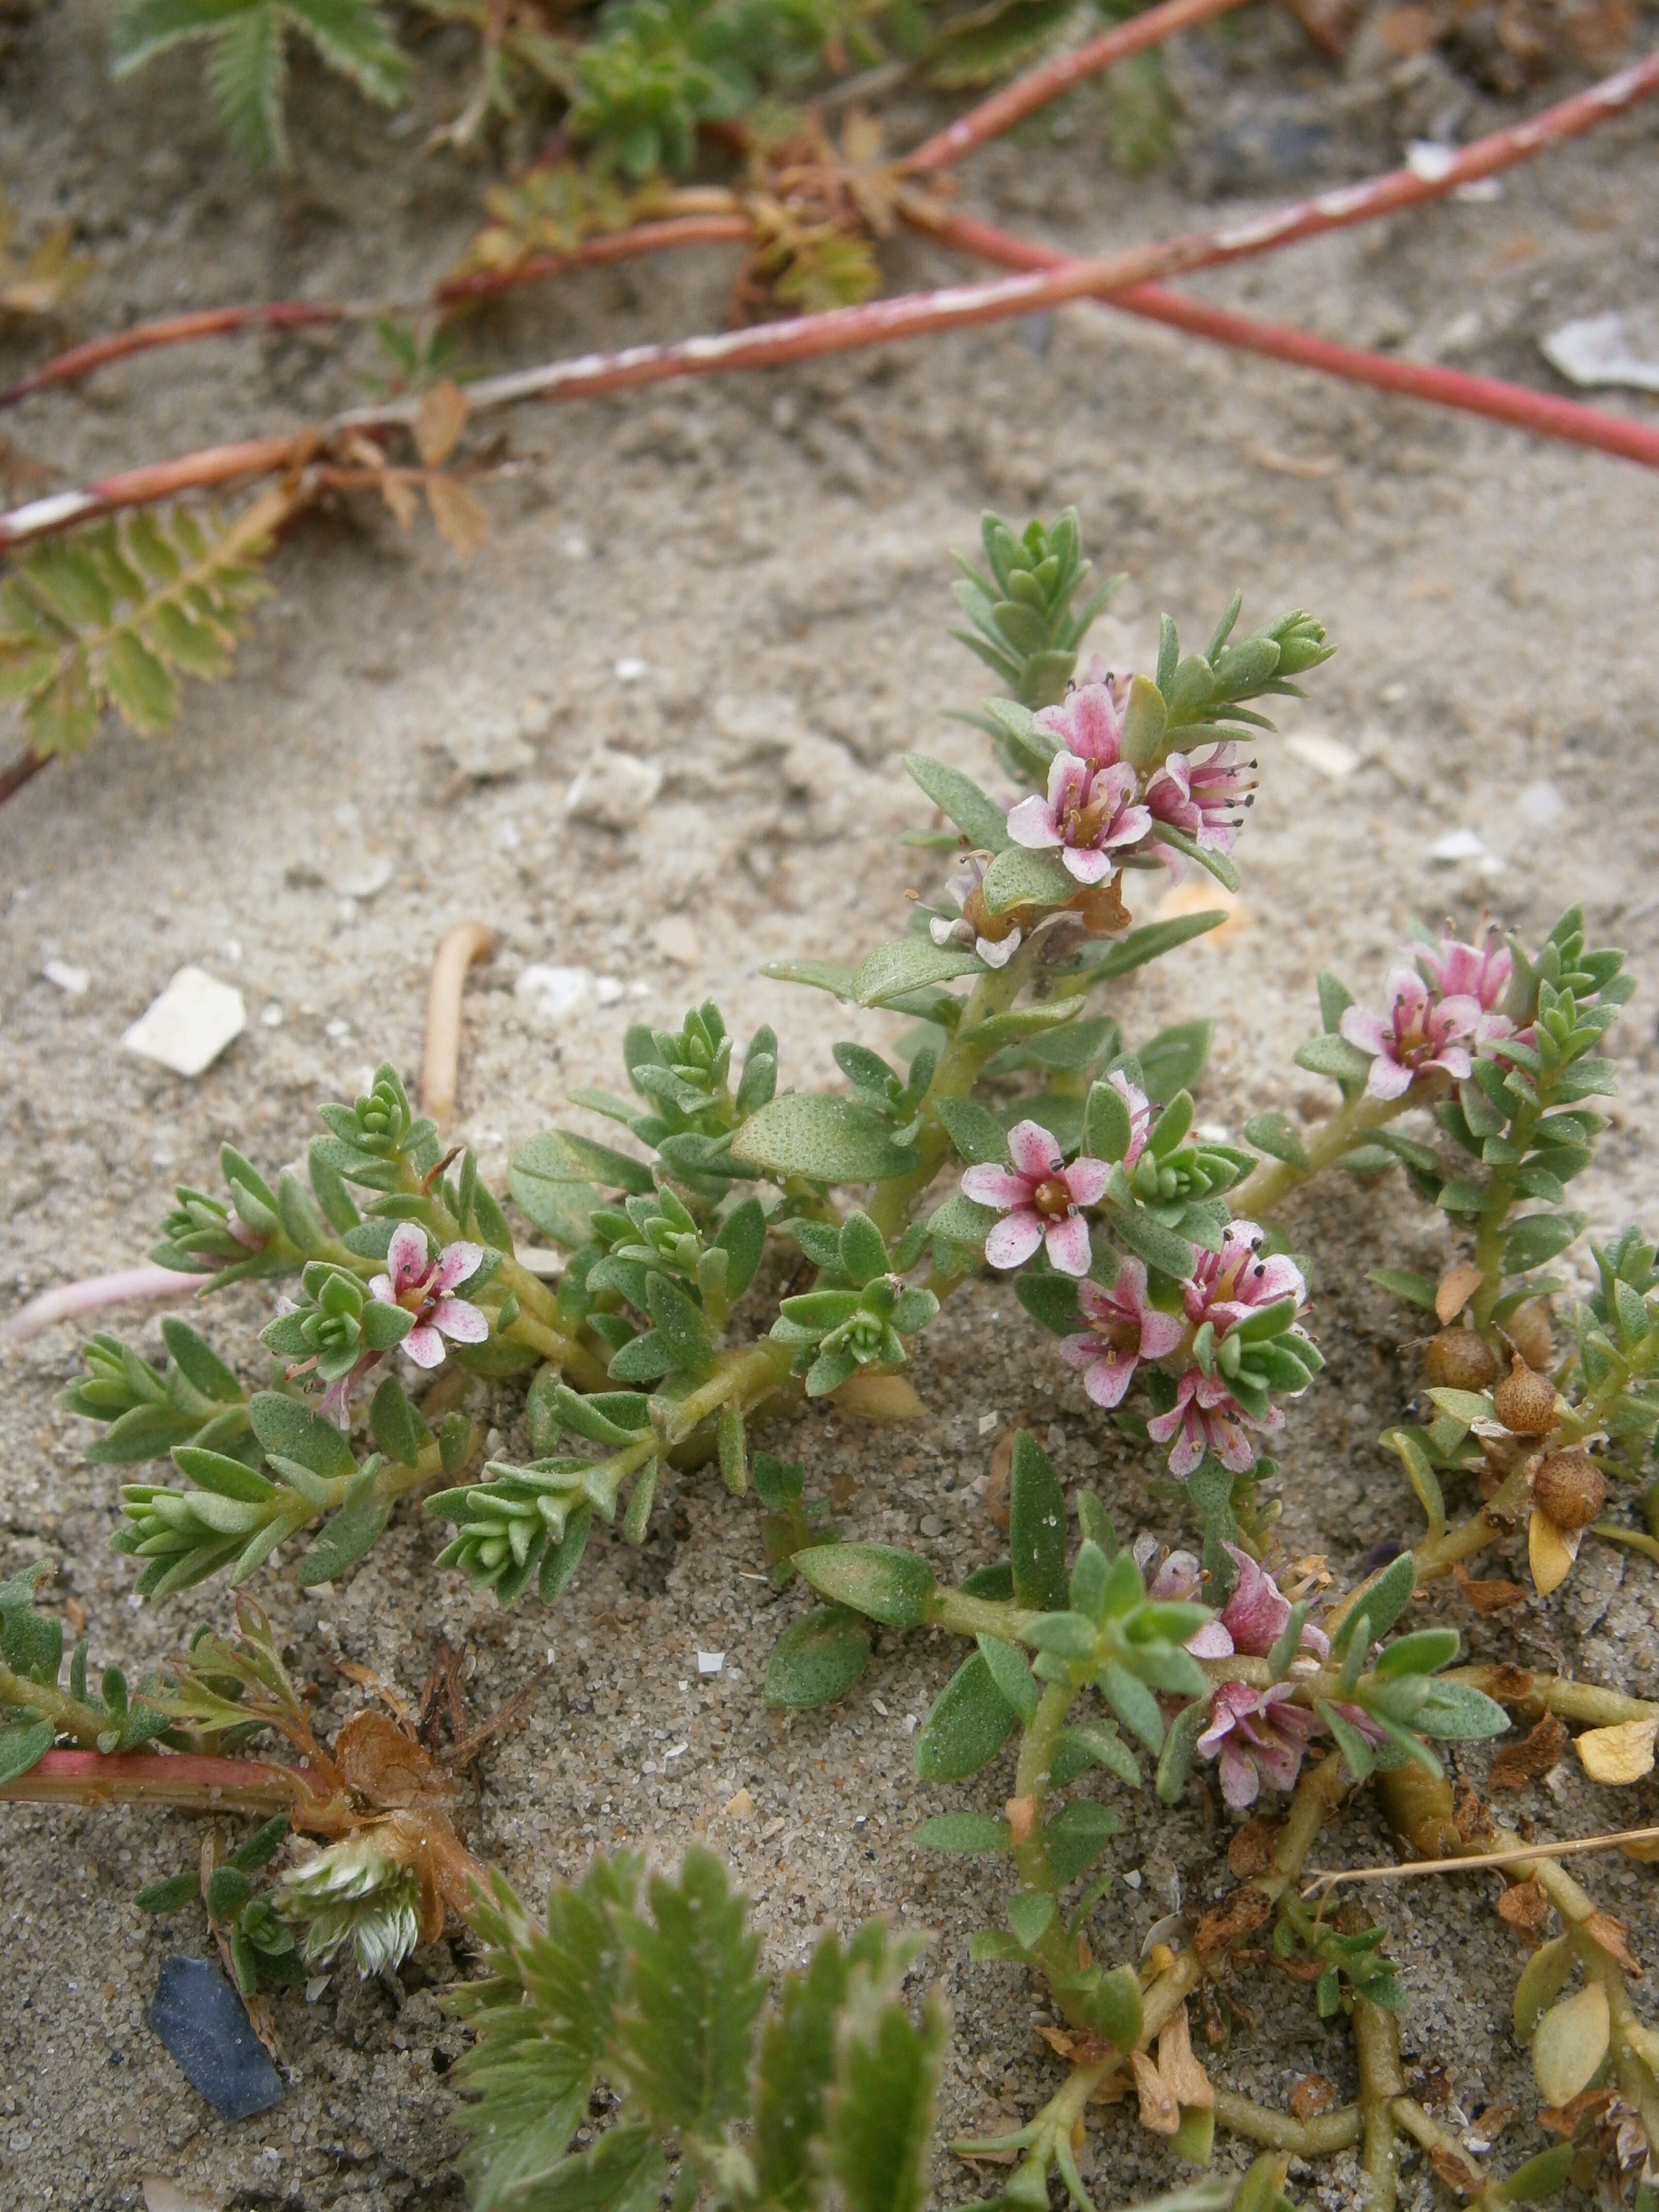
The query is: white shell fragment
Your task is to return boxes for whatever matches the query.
[1540,311,1659,394]
[565,749,663,829]
[1284,732,1359,781]
[696,1650,725,1676]
[514,964,592,1023]
[121,966,246,1077]
[42,958,89,995]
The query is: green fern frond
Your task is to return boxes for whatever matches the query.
[923,0,1078,89]
[109,0,405,167]
[448,1846,946,2212]
[0,501,274,759]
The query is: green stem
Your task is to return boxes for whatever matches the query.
[0,1665,106,1747]
[868,938,1046,1242]
[1231,1086,1427,1220]
[503,1310,612,1389]
[1013,1679,1085,1996]
[1213,2088,1362,2154]
[1446,1665,1658,1730]
[1352,1994,1404,2211]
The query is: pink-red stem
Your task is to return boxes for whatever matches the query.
[4,1262,214,1344]
[434,212,755,303]
[0,304,353,412]
[0,1747,336,1819]
[900,0,1248,174]
[919,204,1659,471]
[0,432,312,552]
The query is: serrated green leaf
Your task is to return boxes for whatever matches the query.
[614,1847,763,2137]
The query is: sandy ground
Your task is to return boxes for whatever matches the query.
[3,2,1659,2205]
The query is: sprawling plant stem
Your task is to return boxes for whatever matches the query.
[1230,1085,1433,1221]
[0,1746,333,1817]
[1352,1987,1404,2211]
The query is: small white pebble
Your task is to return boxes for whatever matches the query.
[872,1697,890,1718]
[904,1714,918,1734]
[42,959,89,996]
[697,1650,725,1676]
[224,939,243,963]
[1123,1868,1143,1890]
[562,533,590,560]
[325,1017,350,1039]
[664,1742,689,1761]
[260,1001,283,1028]
[594,976,626,1007]
[1428,827,1486,863]
[306,1975,331,2003]
[978,1411,999,1436]
[613,655,648,684]
[1197,1121,1230,1143]
[121,965,245,1077]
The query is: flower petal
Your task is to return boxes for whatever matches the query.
[984,1211,1045,1270]
[386,1221,430,1295]
[367,1274,394,1306]
[401,1324,446,1369]
[432,1296,489,1344]
[1138,1309,1186,1359]
[977,932,1019,969]
[1185,1622,1235,1660]
[1082,1348,1137,1407]
[1061,1155,1109,1208]
[1006,795,1059,851]
[1338,1006,1390,1056]
[432,1240,485,1294]
[1365,1054,1414,1101]
[1063,846,1113,885]
[962,1164,1032,1210]
[1045,1213,1094,1277]
[1219,1744,1263,1811]
[1006,1119,1063,1180]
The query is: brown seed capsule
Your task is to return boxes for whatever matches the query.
[1423,1327,1499,1392]
[1533,1449,1606,1531]
[1506,1297,1555,1372]
[1493,1355,1557,1437]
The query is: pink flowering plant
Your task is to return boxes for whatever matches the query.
[16,506,1659,2212]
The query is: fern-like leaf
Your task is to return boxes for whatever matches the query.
[281,0,409,104]
[0,500,274,759]
[612,1844,765,2138]
[110,0,254,73]
[209,2,290,167]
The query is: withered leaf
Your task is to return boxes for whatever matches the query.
[1131,2050,1180,2135]
[1436,1263,1485,1325]
[1575,1717,1658,1786]
[1156,2003,1213,2110]
[1227,1816,1281,1879]
[415,379,469,470]
[1489,1712,1570,1791]
[425,474,490,558]
[1495,1877,1549,1944]
[1194,1884,1272,1957]
[379,470,419,531]
[1582,1911,1640,1975]
[1289,2074,1337,2121]
[1428,2147,1484,2200]
[337,1709,454,1811]
[1454,1564,1528,1614]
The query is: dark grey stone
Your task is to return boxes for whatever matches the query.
[148,1956,284,2122]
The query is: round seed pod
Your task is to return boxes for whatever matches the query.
[1493,1354,1557,1437]
[1533,1449,1606,1531]
[1423,1327,1499,1392]
[1506,1298,1555,1372]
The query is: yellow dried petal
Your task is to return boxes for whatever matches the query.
[831,1370,925,1421]
[1528,1509,1580,1598]
[1532,1983,1609,2106]
[1575,1717,1658,1786]
[1436,1263,1485,1325]
[1131,2049,1180,2135]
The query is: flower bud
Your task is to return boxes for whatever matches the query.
[1533,1449,1606,1531]
[1423,1327,1498,1392]
[1506,1298,1555,1372]
[1493,1355,1556,1437]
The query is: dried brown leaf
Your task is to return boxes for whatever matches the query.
[1227,1816,1281,1879]
[337,1709,454,1811]
[415,379,469,470]
[1454,1564,1529,1614]
[1490,1713,1570,1791]
[1429,2147,1485,2199]
[1194,1884,1272,1958]
[1575,1718,1658,1786]
[1131,2050,1180,2135]
[1496,1876,1550,1944]
[985,1425,1017,1529]
[425,473,490,558]
[1437,1262,1486,1325]
[1582,1911,1640,1975]
[379,469,419,531]
[1156,2003,1213,2109]
[1289,2074,1338,2121]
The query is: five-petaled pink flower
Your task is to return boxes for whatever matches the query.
[1197,1681,1322,1811]
[1147,1368,1283,1477]
[1006,754,1151,886]
[1144,745,1256,856]
[370,1223,489,1369]
[1061,1257,1184,1407]
[1338,967,1506,1101]
[1416,930,1512,1012]
[1183,1219,1307,1332]
[962,1119,1107,1277]
[1033,678,1124,767]
[1183,1545,1329,1662]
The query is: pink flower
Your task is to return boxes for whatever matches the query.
[1132,1534,1202,1603]
[1184,1545,1330,1663]
[1006,754,1151,887]
[1106,1070,1151,1170]
[1033,679,1124,767]
[1060,1257,1184,1407]
[1147,1368,1283,1477]
[1197,1681,1322,1811]
[369,1223,489,1370]
[1183,1219,1307,1332]
[1144,745,1256,856]
[962,1119,1108,1277]
[1339,968,1498,1101]
[928,851,1022,970]
[1416,930,1511,1012]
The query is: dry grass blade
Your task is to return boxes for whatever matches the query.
[1304,1826,1659,1896]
